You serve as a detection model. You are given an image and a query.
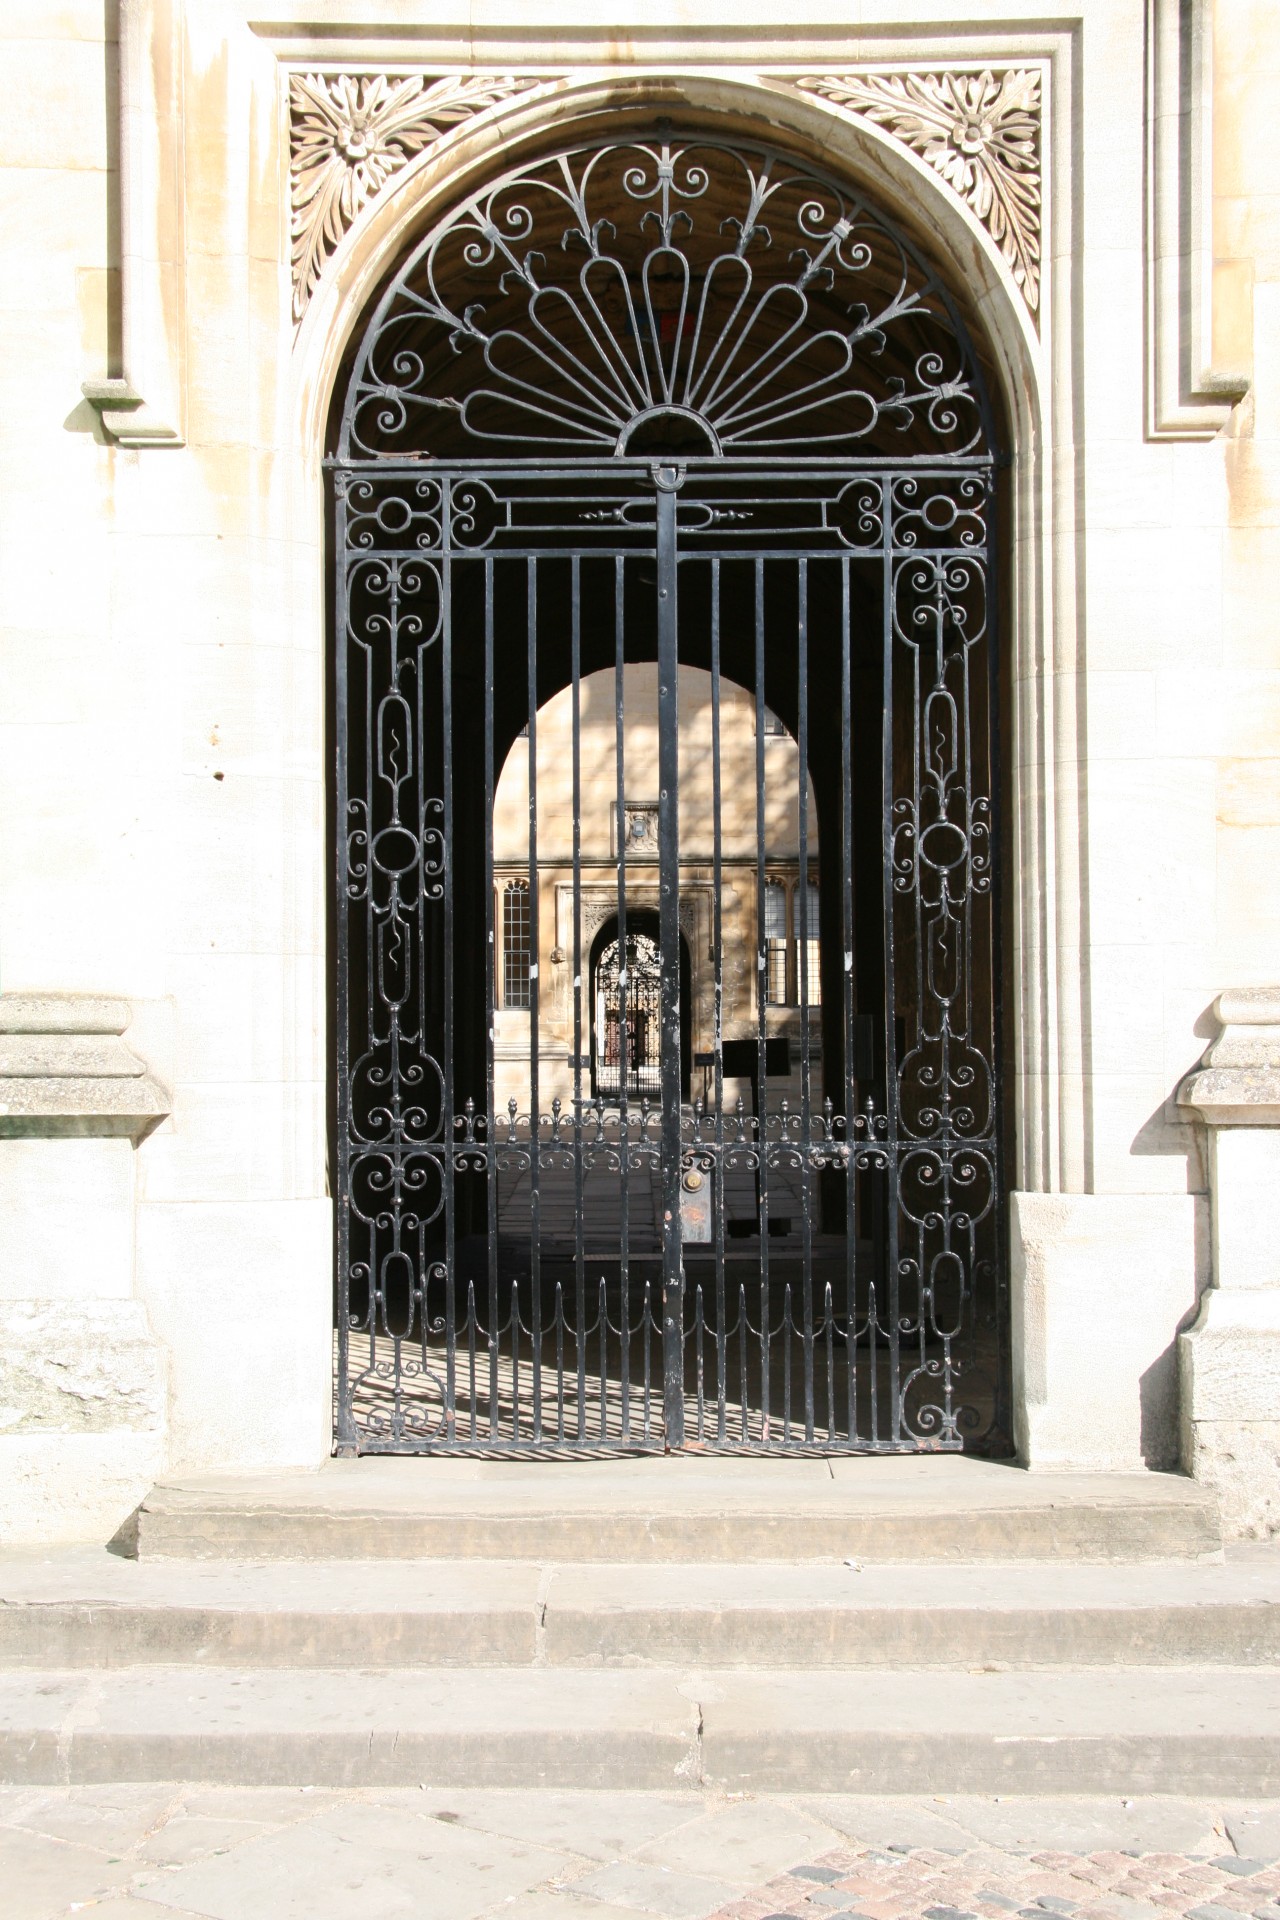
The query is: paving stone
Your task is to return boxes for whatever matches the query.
[0,1825,134,1920]
[1188,1907,1253,1920]
[492,1895,654,1919]
[133,1798,574,1920]
[1225,1815,1280,1861]
[401,1786,700,1863]
[578,1858,742,1917]
[1217,1864,1276,1879]
[176,1787,345,1826]
[634,1798,844,1888]
[137,1814,277,1866]
[944,1809,1225,1858]
[3,1782,180,1852]
[59,1902,209,1919]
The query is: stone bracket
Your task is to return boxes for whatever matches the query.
[80,380,183,450]
[0,994,170,1142]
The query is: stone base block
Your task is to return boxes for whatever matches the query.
[0,1300,167,1547]
[0,1432,166,1547]
[1180,1286,1280,1537]
[136,1198,332,1473]
[1011,1191,1201,1473]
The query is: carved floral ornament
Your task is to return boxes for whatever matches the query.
[287,66,1043,324]
[795,70,1042,314]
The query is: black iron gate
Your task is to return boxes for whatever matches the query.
[331,135,1007,1453]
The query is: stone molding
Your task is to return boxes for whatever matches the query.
[1145,0,1249,438]
[289,71,541,320]
[287,65,1043,323]
[1178,988,1280,1126]
[0,995,170,1142]
[794,69,1041,316]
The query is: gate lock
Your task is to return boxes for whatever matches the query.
[680,1167,712,1243]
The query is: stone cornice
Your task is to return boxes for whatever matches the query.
[287,65,1044,324]
[0,995,170,1142]
[1178,989,1280,1127]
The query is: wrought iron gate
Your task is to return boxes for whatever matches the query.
[332,135,1007,1454]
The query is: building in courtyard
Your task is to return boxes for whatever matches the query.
[2,0,1279,1541]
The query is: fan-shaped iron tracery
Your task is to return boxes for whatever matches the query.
[339,138,992,462]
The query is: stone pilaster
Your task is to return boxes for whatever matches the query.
[0,995,170,1546]
[1178,988,1280,1537]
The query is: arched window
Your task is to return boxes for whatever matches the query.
[502,880,531,1009]
[797,878,821,1006]
[764,881,789,1005]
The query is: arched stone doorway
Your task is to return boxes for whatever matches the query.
[331,132,1005,1454]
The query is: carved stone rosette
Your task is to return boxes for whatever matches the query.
[288,66,1043,325]
[795,69,1042,315]
[289,71,540,320]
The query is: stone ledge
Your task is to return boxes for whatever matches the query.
[0,993,169,1142]
[1179,987,1280,1125]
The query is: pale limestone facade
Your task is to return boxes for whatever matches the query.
[1,0,1278,1542]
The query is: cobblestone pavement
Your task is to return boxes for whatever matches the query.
[709,1839,1280,1920]
[1,1785,1279,1920]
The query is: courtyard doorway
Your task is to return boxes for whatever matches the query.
[331,133,1007,1454]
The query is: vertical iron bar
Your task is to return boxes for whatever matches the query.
[881,498,900,1445]
[333,479,355,1450]
[442,516,456,1443]
[655,473,684,1448]
[526,557,542,1444]
[753,556,771,1440]
[841,554,857,1446]
[710,558,726,1445]
[613,555,630,1441]
[571,555,584,1450]
[484,559,499,1440]
[796,558,814,1443]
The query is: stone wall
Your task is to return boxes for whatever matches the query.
[0,0,1276,1535]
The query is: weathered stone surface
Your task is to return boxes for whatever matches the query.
[0,1300,165,1434]
[1182,1419,1280,1540]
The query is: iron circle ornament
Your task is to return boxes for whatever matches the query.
[338,134,997,464]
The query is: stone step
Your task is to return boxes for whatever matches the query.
[134,1456,1222,1564]
[1,1663,1277,1794]
[3,1548,1274,1670]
